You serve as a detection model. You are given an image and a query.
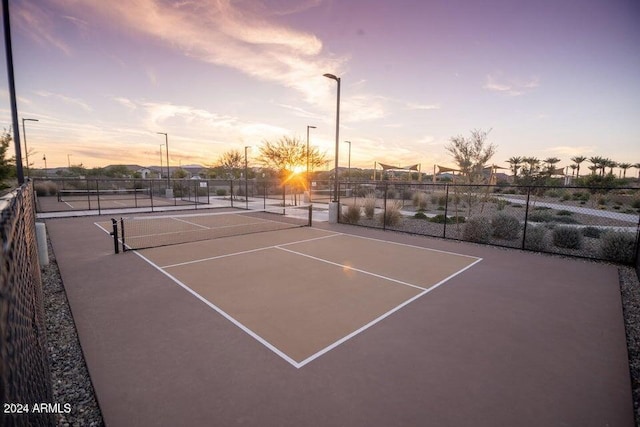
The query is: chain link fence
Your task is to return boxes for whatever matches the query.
[338,181,640,266]
[33,177,307,214]
[1,182,54,426]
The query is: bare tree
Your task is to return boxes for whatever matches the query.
[445,129,497,184]
[215,149,244,178]
[257,136,326,176]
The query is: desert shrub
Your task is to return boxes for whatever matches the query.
[414,211,427,219]
[528,211,552,223]
[386,188,397,199]
[34,180,58,196]
[463,216,493,243]
[379,201,402,227]
[401,188,413,200]
[431,192,448,206]
[581,226,602,238]
[632,199,640,209]
[552,226,583,249]
[429,214,465,224]
[561,193,571,201]
[363,194,377,219]
[412,192,428,210]
[556,210,573,216]
[552,216,579,224]
[545,189,563,198]
[496,199,509,211]
[491,213,520,240]
[572,191,590,202]
[600,231,636,264]
[216,188,227,196]
[524,225,548,251]
[342,204,361,224]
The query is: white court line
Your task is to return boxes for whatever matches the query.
[129,227,483,369]
[276,246,427,292]
[161,232,341,268]
[94,221,112,235]
[171,216,210,229]
[133,250,301,368]
[296,255,483,368]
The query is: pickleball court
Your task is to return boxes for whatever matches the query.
[44,211,634,426]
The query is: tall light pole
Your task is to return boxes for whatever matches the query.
[306,125,316,183]
[159,144,164,179]
[344,140,351,184]
[244,146,251,209]
[323,73,340,202]
[67,154,71,169]
[42,154,47,176]
[22,118,38,177]
[157,132,169,187]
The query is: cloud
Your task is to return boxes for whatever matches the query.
[483,73,540,97]
[68,0,346,104]
[406,102,441,111]
[547,145,596,158]
[14,2,73,56]
[34,90,93,111]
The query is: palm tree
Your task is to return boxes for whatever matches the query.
[521,156,540,176]
[543,157,561,175]
[634,163,640,180]
[569,164,578,177]
[571,155,587,177]
[588,156,605,175]
[506,156,522,178]
[618,162,632,178]
[602,158,617,176]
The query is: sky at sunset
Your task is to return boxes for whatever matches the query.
[1,0,639,172]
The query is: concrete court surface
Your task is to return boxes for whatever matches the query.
[44,215,634,426]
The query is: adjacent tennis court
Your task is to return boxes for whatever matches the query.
[46,211,634,426]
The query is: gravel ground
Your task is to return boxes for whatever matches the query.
[41,235,104,426]
[40,227,640,426]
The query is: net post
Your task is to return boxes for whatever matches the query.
[230,180,234,208]
[120,217,127,252]
[110,218,119,254]
[308,204,312,227]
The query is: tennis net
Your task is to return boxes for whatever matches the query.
[118,206,312,251]
[58,188,150,202]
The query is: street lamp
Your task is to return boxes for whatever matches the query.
[67,154,71,169]
[306,125,316,190]
[244,146,251,209]
[22,118,38,177]
[42,154,47,176]
[157,132,169,187]
[159,144,164,179]
[323,73,340,203]
[344,140,351,184]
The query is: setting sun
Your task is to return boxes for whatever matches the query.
[291,165,305,174]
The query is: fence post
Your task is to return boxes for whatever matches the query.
[443,184,449,238]
[150,179,154,212]
[96,179,101,215]
[230,180,234,208]
[110,218,119,254]
[521,186,532,249]
[383,181,388,231]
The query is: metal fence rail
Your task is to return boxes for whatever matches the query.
[33,178,307,215]
[338,181,640,266]
[1,182,54,426]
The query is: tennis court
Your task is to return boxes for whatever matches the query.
[46,211,634,426]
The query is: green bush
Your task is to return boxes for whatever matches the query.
[556,210,573,216]
[491,213,520,240]
[496,199,509,211]
[632,199,640,209]
[215,188,227,196]
[552,226,583,249]
[412,192,428,210]
[379,201,402,227]
[581,226,602,238]
[524,225,548,251]
[572,191,590,202]
[600,231,636,264]
[342,204,361,224]
[414,211,427,219]
[528,211,553,223]
[386,188,397,199]
[463,216,493,243]
[363,194,377,219]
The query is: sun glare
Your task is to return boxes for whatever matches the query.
[292,165,305,174]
